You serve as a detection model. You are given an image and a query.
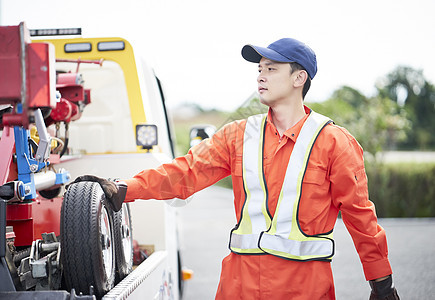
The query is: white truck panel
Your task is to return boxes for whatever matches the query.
[103,251,174,300]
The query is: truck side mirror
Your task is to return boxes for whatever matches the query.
[189,125,216,147]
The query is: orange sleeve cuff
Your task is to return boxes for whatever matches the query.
[123,178,145,202]
[362,258,392,281]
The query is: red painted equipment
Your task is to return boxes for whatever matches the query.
[0,23,56,128]
[0,23,92,247]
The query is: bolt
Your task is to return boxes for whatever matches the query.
[24,186,31,195]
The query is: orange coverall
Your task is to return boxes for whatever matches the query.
[124,106,392,299]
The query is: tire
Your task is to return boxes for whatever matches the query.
[61,181,116,297]
[113,203,133,281]
[39,187,61,199]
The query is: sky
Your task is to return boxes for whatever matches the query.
[1,0,435,111]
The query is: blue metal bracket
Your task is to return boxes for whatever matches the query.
[55,171,70,185]
[13,127,48,200]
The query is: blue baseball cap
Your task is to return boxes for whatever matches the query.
[241,38,318,79]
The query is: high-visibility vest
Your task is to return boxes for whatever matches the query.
[229,111,335,261]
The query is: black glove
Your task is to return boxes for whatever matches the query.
[66,175,127,212]
[369,275,400,300]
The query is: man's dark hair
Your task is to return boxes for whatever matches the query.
[290,62,311,99]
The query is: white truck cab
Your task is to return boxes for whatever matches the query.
[47,35,186,300]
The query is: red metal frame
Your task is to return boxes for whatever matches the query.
[27,42,56,109]
[0,25,23,105]
[6,196,63,247]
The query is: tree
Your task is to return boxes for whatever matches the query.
[330,86,367,109]
[346,96,409,157]
[376,66,435,149]
[307,86,410,158]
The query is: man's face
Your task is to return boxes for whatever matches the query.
[257,58,295,106]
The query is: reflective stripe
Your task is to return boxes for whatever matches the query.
[230,233,262,250]
[230,111,335,260]
[259,233,333,257]
[242,114,268,234]
[229,114,268,252]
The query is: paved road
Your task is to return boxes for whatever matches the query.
[177,185,435,300]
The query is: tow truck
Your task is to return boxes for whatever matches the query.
[0,22,190,299]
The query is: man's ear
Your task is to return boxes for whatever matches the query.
[294,70,308,88]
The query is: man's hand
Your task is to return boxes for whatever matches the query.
[66,175,127,212]
[369,275,400,300]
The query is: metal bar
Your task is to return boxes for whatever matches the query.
[19,23,26,117]
[0,127,15,185]
[0,200,6,257]
[0,199,16,291]
[34,109,51,163]
[33,171,57,191]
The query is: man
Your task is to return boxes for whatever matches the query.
[72,38,399,299]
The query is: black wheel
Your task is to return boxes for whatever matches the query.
[61,181,116,297]
[39,187,61,199]
[113,203,133,281]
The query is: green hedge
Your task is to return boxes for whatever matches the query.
[366,162,435,218]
